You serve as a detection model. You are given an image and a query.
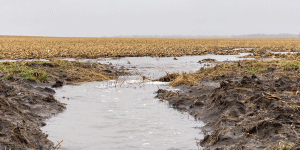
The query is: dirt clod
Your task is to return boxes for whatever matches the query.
[156,70,300,149]
[0,75,65,150]
[52,80,63,88]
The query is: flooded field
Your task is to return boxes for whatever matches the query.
[42,81,203,150]
[41,54,250,150]
[65,53,252,79]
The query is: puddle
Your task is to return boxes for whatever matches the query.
[222,48,254,52]
[232,48,254,51]
[41,54,252,149]
[271,51,299,54]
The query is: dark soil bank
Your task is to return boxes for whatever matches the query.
[0,60,122,149]
[0,76,65,150]
[156,72,300,149]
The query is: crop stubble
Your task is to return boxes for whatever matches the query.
[1,36,300,59]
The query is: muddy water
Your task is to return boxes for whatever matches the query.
[42,54,252,150]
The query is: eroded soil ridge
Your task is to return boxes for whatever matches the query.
[0,59,124,149]
[0,76,65,150]
[156,73,300,149]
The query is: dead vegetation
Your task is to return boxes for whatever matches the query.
[167,72,198,86]
[154,57,300,149]
[241,51,300,60]
[0,59,123,83]
[0,75,64,150]
[154,73,180,82]
[1,36,300,59]
[164,59,300,87]
[156,66,300,149]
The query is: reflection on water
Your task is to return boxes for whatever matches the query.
[42,81,204,150]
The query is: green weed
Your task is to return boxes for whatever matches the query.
[58,66,64,70]
[5,146,11,150]
[0,61,48,83]
[281,61,300,71]
[256,62,262,67]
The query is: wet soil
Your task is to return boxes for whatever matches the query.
[41,54,251,149]
[0,55,261,149]
[0,60,120,150]
[0,75,65,150]
[156,67,300,149]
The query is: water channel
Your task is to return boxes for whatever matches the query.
[41,53,252,150]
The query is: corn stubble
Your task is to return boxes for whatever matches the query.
[1,36,300,59]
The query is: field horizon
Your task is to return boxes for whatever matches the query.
[0,36,300,59]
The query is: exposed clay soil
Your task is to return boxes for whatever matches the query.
[156,69,300,149]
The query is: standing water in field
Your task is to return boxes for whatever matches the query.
[42,54,251,150]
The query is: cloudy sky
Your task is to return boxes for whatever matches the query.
[1,0,300,37]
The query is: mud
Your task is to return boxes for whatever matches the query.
[156,66,300,149]
[0,75,65,150]
[0,59,120,150]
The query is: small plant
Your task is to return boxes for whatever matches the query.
[216,64,224,68]
[34,60,41,63]
[247,61,254,65]
[275,141,292,150]
[281,61,300,71]
[26,76,37,82]
[244,119,248,125]
[249,68,260,74]
[257,62,262,65]
[58,66,64,70]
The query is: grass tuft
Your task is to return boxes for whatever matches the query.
[0,62,48,82]
[168,72,198,86]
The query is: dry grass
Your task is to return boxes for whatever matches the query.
[167,72,198,86]
[167,59,300,86]
[1,36,300,59]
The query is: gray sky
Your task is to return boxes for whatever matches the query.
[1,0,300,37]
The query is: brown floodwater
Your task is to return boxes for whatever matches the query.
[41,53,252,150]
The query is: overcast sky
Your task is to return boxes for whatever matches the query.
[1,0,300,37]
